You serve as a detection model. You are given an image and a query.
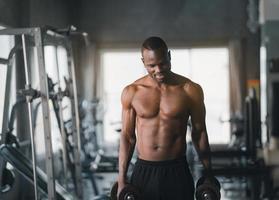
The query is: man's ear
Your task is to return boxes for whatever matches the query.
[168,50,171,61]
[141,57,144,63]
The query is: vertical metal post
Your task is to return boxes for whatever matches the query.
[34,28,56,200]
[1,51,13,139]
[21,34,39,200]
[66,43,83,199]
[54,46,68,188]
[0,45,13,195]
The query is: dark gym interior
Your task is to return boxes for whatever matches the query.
[0,0,279,199]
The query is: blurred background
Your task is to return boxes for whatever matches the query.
[0,0,279,199]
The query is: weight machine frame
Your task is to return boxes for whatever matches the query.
[0,27,83,200]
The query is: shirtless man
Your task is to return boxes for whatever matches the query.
[117,36,212,200]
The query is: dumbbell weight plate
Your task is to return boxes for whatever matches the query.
[110,182,140,200]
[110,182,118,200]
[119,185,139,200]
[196,176,221,200]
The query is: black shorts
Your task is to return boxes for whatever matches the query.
[130,156,194,200]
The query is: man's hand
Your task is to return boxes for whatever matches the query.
[195,175,221,200]
[117,179,127,199]
[115,180,140,200]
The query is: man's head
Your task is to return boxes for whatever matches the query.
[141,37,171,83]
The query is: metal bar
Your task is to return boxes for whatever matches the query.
[0,44,22,142]
[43,26,68,47]
[34,27,56,200]
[54,46,69,188]
[45,30,65,39]
[0,42,14,193]
[66,44,83,200]
[0,58,8,64]
[22,34,39,200]
[22,35,30,84]
[0,26,71,48]
[44,35,67,48]
[1,44,25,143]
[1,50,14,142]
[0,28,36,36]
[0,28,35,36]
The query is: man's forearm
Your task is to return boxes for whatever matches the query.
[199,147,212,173]
[118,134,136,183]
[193,130,212,172]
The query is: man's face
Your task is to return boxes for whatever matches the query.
[142,48,171,83]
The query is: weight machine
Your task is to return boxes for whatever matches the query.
[0,27,83,200]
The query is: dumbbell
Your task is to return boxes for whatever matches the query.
[110,182,140,200]
[195,176,221,200]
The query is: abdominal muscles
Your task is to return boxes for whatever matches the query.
[136,116,188,161]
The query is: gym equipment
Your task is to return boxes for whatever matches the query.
[245,88,261,160]
[0,43,21,192]
[1,168,15,193]
[47,76,76,189]
[195,176,221,200]
[0,57,8,64]
[208,163,272,200]
[110,182,140,200]
[0,98,26,196]
[0,98,76,198]
[21,34,39,200]
[0,144,73,200]
[0,27,83,200]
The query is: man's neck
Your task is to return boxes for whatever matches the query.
[150,72,178,87]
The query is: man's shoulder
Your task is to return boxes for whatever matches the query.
[173,74,203,98]
[184,79,202,92]
[182,79,204,101]
[122,76,149,94]
[121,76,149,106]
[134,75,149,85]
[173,73,196,89]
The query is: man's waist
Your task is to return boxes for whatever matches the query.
[136,155,187,166]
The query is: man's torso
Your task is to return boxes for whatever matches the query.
[130,74,193,161]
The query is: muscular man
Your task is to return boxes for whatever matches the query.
[117,36,212,200]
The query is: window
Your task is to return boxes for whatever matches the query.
[101,50,144,144]
[101,47,230,145]
[172,48,230,144]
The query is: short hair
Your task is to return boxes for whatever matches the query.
[141,36,168,53]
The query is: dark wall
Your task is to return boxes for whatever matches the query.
[0,0,251,42]
[0,0,76,28]
[245,31,261,79]
[79,0,249,44]
[77,0,260,97]
[28,0,77,28]
[0,0,261,95]
[0,0,22,27]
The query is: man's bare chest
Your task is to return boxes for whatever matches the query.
[132,88,190,118]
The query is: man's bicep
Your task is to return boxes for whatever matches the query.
[121,85,136,138]
[121,106,136,137]
[190,92,206,125]
[190,89,206,140]
[186,83,205,128]
[191,108,205,144]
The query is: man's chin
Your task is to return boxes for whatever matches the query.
[150,74,167,83]
[154,77,165,83]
